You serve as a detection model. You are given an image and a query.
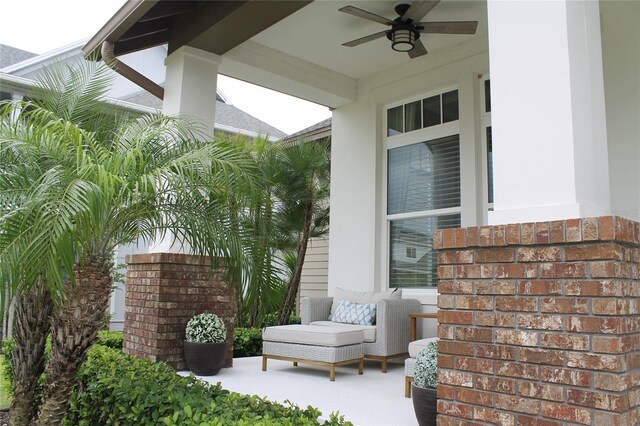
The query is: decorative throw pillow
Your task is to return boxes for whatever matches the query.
[331,300,377,326]
[329,287,402,318]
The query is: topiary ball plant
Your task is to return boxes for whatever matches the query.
[186,313,227,343]
[414,341,438,389]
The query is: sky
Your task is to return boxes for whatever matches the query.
[0,0,331,135]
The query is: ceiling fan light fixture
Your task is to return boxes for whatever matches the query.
[391,28,417,52]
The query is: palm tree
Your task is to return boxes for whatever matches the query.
[276,140,330,325]
[0,61,257,425]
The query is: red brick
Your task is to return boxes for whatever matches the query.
[475,248,514,263]
[539,262,587,278]
[566,352,626,372]
[437,401,474,419]
[475,344,516,360]
[593,411,634,426]
[496,297,537,312]
[467,227,479,247]
[565,242,622,261]
[495,264,537,279]
[594,373,632,391]
[439,354,455,369]
[518,281,562,295]
[438,341,475,356]
[495,361,538,379]
[439,370,473,387]
[540,297,589,314]
[495,329,538,347]
[536,221,550,244]
[518,314,563,331]
[582,217,599,241]
[455,265,483,279]
[519,348,564,366]
[599,216,614,240]
[456,327,493,342]
[440,281,473,294]
[495,394,539,414]
[516,415,563,426]
[475,312,515,327]
[441,229,456,248]
[454,228,467,248]
[567,388,629,411]
[541,402,592,425]
[438,385,455,400]
[540,333,589,351]
[474,407,515,426]
[475,281,516,295]
[456,296,494,311]
[456,388,494,407]
[540,367,591,387]
[493,225,507,246]
[565,280,624,296]
[592,299,634,316]
[438,295,455,309]
[591,261,622,278]
[567,317,626,334]
[479,226,492,246]
[593,336,633,354]
[517,247,562,263]
[438,265,455,279]
[454,356,495,373]
[519,382,564,402]
[566,218,582,242]
[433,229,443,249]
[549,220,565,244]
[521,223,535,245]
[474,375,516,394]
[440,250,474,265]
[439,311,474,325]
[506,224,520,245]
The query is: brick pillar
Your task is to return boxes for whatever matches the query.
[434,216,640,426]
[123,253,235,370]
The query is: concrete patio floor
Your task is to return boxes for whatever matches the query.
[183,356,418,426]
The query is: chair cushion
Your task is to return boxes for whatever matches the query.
[263,325,364,347]
[409,337,438,358]
[309,321,377,343]
[331,300,377,326]
[329,287,402,318]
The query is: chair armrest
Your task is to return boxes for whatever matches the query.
[301,297,333,324]
[376,298,421,354]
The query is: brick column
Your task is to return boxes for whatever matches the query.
[434,216,639,426]
[123,253,234,370]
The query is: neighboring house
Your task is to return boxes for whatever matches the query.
[0,41,287,332]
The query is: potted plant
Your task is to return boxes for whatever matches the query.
[412,341,438,426]
[184,312,228,375]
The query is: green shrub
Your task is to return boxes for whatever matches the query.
[96,330,123,349]
[260,313,301,327]
[414,341,438,389]
[67,345,350,426]
[1,338,14,390]
[186,313,227,343]
[233,328,263,357]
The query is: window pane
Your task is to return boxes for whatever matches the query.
[487,126,493,204]
[404,100,422,132]
[484,79,491,112]
[387,106,403,136]
[389,214,461,288]
[422,95,440,128]
[442,90,459,123]
[387,135,461,214]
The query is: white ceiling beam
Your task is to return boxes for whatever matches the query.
[219,41,357,109]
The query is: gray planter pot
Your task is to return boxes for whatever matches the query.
[184,341,227,376]
[411,383,437,426]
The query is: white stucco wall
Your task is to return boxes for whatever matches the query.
[601,0,640,221]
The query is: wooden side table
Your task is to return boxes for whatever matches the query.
[409,313,438,341]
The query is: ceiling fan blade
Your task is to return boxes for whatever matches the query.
[402,1,440,22]
[339,6,394,25]
[417,21,478,34]
[408,39,428,58]
[342,31,389,47]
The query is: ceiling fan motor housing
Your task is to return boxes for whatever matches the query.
[393,1,413,17]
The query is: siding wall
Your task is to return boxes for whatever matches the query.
[297,235,329,312]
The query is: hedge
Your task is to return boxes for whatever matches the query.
[233,328,263,358]
[66,345,350,426]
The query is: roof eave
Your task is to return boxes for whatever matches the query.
[82,0,158,59]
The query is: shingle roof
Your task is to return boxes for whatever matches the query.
[0,44,38,69]
[282,118,331,144]
[121,90,287,140]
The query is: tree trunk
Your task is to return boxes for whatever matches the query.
[37,256,113,426]
[9,281,52,426]
[278,201,313,325]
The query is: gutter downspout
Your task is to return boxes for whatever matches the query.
[101,41,164,100]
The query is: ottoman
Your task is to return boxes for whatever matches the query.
[262,325,365,381]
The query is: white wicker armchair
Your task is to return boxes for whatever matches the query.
[302,296,420,372]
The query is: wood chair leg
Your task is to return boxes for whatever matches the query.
[262,355,267,371]
[293,361,298,366]
[381,358,388,373]
[358,359,364,375]
[405,377,412,398]
[330,364,336,381]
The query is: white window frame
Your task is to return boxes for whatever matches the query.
[381,86,462,298]
[480,74,493,224]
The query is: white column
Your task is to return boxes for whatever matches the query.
[163,46,221,138]
[10,93,24,123]
[150,46,220,253]
[487,0,610,225]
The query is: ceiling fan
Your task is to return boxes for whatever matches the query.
[340,1,478,58]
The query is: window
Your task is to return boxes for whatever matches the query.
[481,77,493,208]
[387,135,461,288]
[387,90,459,136]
